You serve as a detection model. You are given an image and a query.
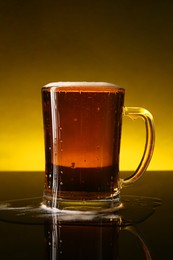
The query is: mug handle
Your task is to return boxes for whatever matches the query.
[120,107,155,187]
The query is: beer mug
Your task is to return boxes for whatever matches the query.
[41,82,155,212]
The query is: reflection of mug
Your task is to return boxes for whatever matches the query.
[42,82,155,211]
[44,216,152,260]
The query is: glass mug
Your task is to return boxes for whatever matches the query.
[41,82,155,212]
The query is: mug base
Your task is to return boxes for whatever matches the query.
[42,194,122,213]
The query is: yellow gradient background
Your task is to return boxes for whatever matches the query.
[0,0,173,171]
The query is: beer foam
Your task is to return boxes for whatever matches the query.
[43,82,118,88]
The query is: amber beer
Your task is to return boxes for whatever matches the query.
[42,82,125,209]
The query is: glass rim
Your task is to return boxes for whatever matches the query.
[42,82,125,92]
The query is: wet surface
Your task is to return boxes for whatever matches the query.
[0,171,172,259]
[0,195,161,226]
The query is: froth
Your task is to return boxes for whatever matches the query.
[43,81,118,88]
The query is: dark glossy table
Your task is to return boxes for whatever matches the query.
[0,171,172,259]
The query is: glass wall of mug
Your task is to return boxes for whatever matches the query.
[41,82,155,212]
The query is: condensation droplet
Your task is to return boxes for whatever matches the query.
[97,107,100,111]
[60,182,63,185]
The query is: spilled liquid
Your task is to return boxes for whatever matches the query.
[0,195,161,226]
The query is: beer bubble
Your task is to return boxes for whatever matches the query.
[97,107,100,111]
[71,162,76,168]
[60,181,63,186]
[49,174,51,178]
